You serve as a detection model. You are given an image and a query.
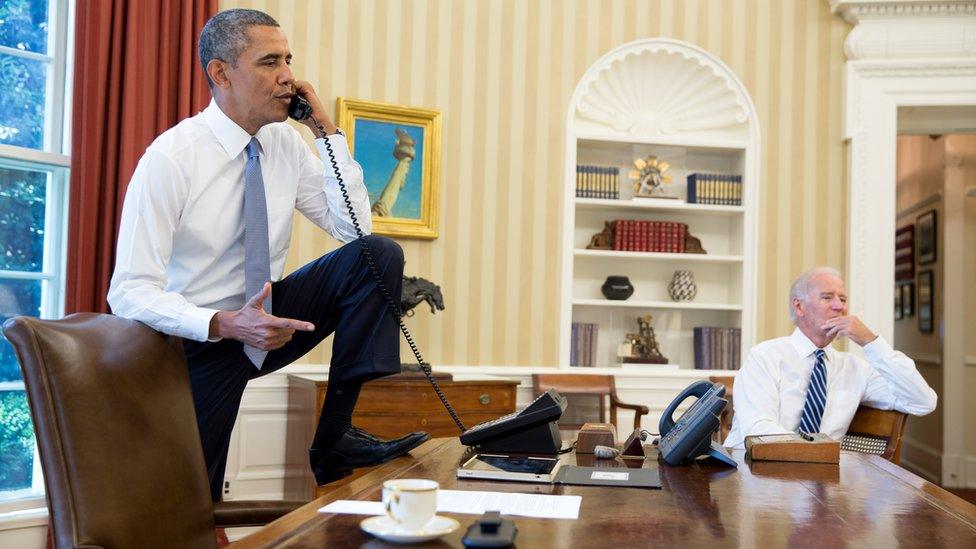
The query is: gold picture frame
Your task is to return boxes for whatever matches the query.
[337,98,441,239]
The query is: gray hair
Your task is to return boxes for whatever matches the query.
[789,267,842,324]
[198,9,280,88]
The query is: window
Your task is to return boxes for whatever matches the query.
[0,0,72,507]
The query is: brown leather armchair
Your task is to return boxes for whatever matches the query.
[3,313,304,548]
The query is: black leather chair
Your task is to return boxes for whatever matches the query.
[3,313,304,548]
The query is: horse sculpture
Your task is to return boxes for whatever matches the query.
[400,276,445,317]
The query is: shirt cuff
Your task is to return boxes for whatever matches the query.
[180,306,221,342]
[315,133,353,164]
[862,335,894,362]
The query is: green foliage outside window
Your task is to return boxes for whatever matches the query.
[0,0,50,150]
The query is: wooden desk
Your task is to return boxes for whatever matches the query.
[237,438,976,547]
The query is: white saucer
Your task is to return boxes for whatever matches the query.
[360,514,460,543]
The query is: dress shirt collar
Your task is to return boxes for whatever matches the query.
[789,327,833,363]
[203,99,267,159]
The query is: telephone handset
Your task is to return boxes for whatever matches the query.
[287,93,467,432]
[658,380,737,467]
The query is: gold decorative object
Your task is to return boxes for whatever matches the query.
[628,155,674,199]
[619,314,668,364]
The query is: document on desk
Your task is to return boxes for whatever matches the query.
[319,490,581,520]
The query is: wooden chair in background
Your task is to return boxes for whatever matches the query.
[709,375,735,442]
[531,374,649,436]
[708,375,908,464]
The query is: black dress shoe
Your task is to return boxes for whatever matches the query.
[309,427,430,486]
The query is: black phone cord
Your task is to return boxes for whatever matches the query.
[319,127,467,433]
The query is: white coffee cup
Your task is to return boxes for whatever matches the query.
[382,478,439,531]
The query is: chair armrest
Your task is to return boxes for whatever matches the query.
[611,397,649,415]
[213,500,307,528]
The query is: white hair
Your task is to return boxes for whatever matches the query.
[789,267,842,325]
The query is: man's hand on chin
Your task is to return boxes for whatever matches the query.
[208,282,315,350]
[821,315,877,347]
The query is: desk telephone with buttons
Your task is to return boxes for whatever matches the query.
[289,94,566,452]
[658,380,737,467]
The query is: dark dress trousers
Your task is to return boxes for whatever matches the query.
[182,234,404,500]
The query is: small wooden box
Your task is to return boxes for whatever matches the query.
[745,433,840,464]
[576,423,616,454]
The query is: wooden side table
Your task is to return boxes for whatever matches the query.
[288,374,519,497]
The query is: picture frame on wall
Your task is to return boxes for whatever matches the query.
[901,282,914,318]
[895,224,915,281]
[337,98,442,239]
[894,285,903,320]
[917,270,933,333]
[916,211,937,265]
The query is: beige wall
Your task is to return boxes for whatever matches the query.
[219,0,850,367]
[894,135,945,478]
[948,135,976,458]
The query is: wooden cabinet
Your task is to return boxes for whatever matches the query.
[288,374,518,496]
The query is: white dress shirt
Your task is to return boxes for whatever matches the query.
[723,328,937,449]
[108,100,371,342]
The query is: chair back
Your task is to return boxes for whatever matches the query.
[841,405,908,464]
[708,375,735,442]
[3,313,217,548]
[532,374,648,433]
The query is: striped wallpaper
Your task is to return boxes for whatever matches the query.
[219,0,851,367]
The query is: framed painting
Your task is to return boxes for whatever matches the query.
[916,210,936,265]
[894,284,903,320]
[901,282,914,318]
[337,98,441,239]
[917,270,933,333]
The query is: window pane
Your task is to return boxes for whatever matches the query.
[0,0,49,54]
[0,166,47,272]
[0,52,47,150]
[0,390,36,494]
[0,279,42,383]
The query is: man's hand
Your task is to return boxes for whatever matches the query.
[209,283,315,351]
[293,80,338,138]
[822,315,877,347]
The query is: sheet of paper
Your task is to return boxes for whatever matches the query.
[437,490,580,519]
[319,490,581,520]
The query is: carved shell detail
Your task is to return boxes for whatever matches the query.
[576,46,749,135]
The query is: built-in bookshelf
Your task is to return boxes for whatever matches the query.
[559,38,759,373]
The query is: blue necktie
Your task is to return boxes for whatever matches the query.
[243,137,271,369]
[798,349,827,434]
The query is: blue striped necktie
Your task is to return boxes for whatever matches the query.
[243,137,271,369]
[798,348,827,434]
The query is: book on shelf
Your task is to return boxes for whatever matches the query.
[576,165,619,199]
[611,219,687,253]
[693,327,741,370]
[570,322,599,367]
[686,173,742,206]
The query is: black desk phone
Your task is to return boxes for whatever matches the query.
[658,381,737,467]
[288,93,565,452]
[459,389,567,454]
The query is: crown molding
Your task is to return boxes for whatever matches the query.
[831,0,976,25]
[831,1,976,60]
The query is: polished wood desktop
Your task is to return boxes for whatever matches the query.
[234,438,976,547]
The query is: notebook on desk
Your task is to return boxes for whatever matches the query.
[554,465,661,489]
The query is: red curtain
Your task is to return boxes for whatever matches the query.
[65,0,216,314]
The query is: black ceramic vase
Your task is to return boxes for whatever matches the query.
[601,276,634,300]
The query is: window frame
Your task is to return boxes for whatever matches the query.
[0,0,73,514]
